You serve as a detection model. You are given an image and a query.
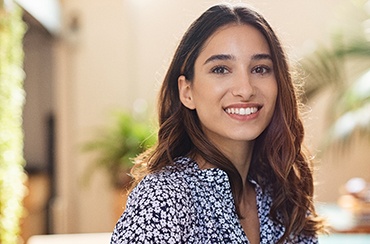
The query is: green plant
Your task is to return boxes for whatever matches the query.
[301,0,370,145]
[0,1,27,243]
[83,110,156,189]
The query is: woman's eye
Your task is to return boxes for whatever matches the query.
[211,66,230,74]
[252,66,271,75]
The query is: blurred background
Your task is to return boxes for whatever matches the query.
[8,0,370,242]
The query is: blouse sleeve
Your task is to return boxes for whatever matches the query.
[110,174,193,244]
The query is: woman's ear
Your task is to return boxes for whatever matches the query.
[178,75,196,110]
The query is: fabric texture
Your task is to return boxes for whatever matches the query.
[110,157,317,244]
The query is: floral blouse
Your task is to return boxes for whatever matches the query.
[110,157,317,243]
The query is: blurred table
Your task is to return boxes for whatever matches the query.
[27,232,112,244]
[317,203,370,243]
[27,231,370,244]
[317,203,370,233]
[319,233,370,243]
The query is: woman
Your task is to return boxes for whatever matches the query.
[111,4,324,244]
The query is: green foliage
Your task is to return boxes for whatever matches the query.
[83,110,157,188]
[301,1,370,145]
[0,2,27,244]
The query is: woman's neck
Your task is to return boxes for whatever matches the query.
[219,140,254,180]
[196,140,254,185]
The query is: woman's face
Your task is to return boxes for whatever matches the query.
[178,24,277,151]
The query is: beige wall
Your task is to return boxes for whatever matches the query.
[52,0,359,234]
[306,91,370,203]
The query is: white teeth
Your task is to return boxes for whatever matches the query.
[225,107,258,115]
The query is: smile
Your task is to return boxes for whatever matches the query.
[225,107,258,116]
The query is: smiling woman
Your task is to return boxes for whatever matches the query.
[111,4,325,244]
[178,24,277,158]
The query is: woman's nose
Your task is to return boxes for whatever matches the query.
[231,71,255,100]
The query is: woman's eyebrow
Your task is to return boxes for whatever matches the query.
[203,53,272,65]
[251,53,272,61]
[203,54,235,65]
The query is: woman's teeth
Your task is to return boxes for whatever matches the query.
[225,107,258,115]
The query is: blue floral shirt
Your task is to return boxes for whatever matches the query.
[111,157,317,243]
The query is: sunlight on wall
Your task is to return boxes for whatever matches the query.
[16,0,61,35]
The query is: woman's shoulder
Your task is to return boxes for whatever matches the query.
[142,156,196,181]
[110,157,197,243]
[128,157,196,203]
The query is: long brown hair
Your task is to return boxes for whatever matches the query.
[132,4,324,242]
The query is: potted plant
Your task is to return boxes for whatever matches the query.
[83,110,156,190]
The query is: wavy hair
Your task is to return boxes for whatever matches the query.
[132,4,324,242]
